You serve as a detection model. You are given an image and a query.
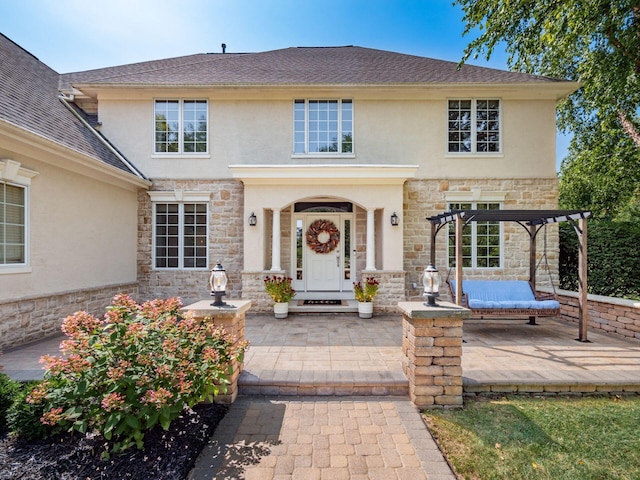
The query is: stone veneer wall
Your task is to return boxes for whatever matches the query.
[543,288,640,341]
[403,178,560,298]
[0,283,138,350]
[138,180,244,306]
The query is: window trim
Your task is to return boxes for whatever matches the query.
[149,190,211,271]
[292,99,354,156]
[153,99,209,156]
[445,98,502,156]
[445,191,506,270]
[0,160,37,274]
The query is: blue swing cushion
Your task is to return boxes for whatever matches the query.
[450,280,560,311]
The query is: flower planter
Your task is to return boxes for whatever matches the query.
[358,301,373,319]
[274,302,289,319]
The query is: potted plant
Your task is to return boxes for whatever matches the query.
[353,277,379,318]
[264,275,296,318]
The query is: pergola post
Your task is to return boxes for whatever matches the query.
[578,217,589,342]
[455,213,463,306]
[528,224,538,325]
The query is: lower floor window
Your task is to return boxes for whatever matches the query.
[448,202,501,268]
[154,203,208,269]
[0,182,26,265]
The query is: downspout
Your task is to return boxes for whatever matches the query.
[58,95,148,181]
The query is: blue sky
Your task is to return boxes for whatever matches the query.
[0,0,569,165]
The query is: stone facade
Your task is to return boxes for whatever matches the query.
[138,179,245,306]
[136,177,560,316]
[403,177,560,298]
[0,283,138,350]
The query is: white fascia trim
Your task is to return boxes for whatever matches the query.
[0,159,39,184]
[444,189,508,202]
[148,190,212,203]
[229,164,419,185]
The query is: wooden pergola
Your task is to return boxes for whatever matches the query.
[427,210,592,341]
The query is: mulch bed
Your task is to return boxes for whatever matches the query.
[0,403,227,480]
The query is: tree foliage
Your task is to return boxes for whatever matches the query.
[456,0,640,148]
[559,119,640,220]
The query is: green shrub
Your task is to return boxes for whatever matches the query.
[25,295,247,456]
[560,221,640,299]
[0,372,20,432]
[6,381,58,440]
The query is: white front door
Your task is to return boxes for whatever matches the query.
[305,214,342,291]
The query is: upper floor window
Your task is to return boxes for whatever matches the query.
[448,202,502,268]
[154,100,208,154]
[448,99,500,153]
[294,99,353,154]
[1,181,26,266]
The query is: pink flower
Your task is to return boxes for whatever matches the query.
[101,392,125,412]
[41,407,64,426]
[142,388,174,408]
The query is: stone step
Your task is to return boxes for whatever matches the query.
[238,369,409,396]
[288,300,358,314]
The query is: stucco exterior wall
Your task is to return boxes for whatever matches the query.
[97,92,559,180]
[0,158,140,302]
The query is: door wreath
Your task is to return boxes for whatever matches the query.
[306,219,340,254]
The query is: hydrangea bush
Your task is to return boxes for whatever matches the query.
[26,294,247,456]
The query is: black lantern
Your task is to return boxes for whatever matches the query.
[248,212,257,226]
[390,212,399,226]
[209,261,230,307]
[423,264,440,306]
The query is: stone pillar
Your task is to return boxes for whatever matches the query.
[271,208,281,271]
[182,300,251,404]
[398,301,470,408]
[366,208,376,271]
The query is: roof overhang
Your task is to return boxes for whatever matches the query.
[229,164,419,185]
[69,81,580,102]
[0,119,151,190]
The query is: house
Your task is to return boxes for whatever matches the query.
[0,35,579,349]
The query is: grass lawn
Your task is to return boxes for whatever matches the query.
[423,395,640,480]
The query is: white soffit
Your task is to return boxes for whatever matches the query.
[229,164,419,185]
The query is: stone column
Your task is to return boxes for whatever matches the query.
[398,301,470,408]
[366,208,376,271]
[271,208,281,271]
[182,300,251,404]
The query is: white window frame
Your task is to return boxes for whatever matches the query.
[292,99,354,157]
[446,98,502,155]
[153,99,209,156]
[149,190,211,270]
[445,191,506,269]
[0,160,37,274]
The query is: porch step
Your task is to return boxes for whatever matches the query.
[238,369,409,397]
[288,300,358,314]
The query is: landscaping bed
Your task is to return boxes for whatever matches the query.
[0,402,227,480]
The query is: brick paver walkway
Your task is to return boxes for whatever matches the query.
[189,396,455,480]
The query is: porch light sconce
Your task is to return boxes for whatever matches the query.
[390,212,399,226]
[248,212,257,226]
[423,264,440,306]
[209,261,233,308]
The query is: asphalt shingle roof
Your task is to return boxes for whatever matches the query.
[61,46,563,88]
[0,34,144,178]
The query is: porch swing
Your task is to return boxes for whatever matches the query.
[427,209,592,340]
